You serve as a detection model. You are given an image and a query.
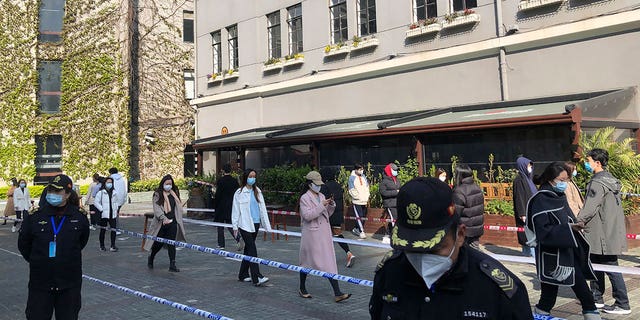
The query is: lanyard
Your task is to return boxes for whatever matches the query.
[50,216,66,242]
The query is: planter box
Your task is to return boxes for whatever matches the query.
[283,58,304,67]
[224,72,239,81]
[324,46,350,57]
[344,207,387,235]
[481,214,520,248]
[351,38,379,51]
[518,0,564,11]
[625,214,640,249]
[207,76,222,85]
[262,62,283,72]
[405,23,442,38]
[442,13,480,29]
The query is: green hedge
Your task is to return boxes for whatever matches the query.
[484,199,515,216]
[0,184,89,200]
[130,178,188,193]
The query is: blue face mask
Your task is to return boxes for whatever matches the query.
[105,183,113,190]
[584,162,593,173]
[19,183,26,188]
[391,170,398,177]
[163,184,173,191]
[553,181,568,193]
[46,193,64,207]
[246,177,256,186]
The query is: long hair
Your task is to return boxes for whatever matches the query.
[435,168,447,178]
[454,164,473,187]
[536,162,569,187]
[155,174,180,207]
[242,169,260,203]
[18,179,27,187]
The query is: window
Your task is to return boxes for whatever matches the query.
[267,11,281,59]
[414,0,438,20]
[211,31,222,74]
[35,135,62,172]
[287,4,303,55]
[329,0,348,43]
[183,10,194,43]
[452,0,477,12]
[227,25,238,70]
[357,0,376,36]
[39,0,65,42]
[38,61,62,113]
[183,69,194,99]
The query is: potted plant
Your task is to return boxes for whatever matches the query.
[406,18,441,38]
[442,9,480,29]
[223,68,239,80]
[206,72,221,84]
[351,35,379,51]
[263,57,283,72]
[324,41,350,57]
[283,53,305,66]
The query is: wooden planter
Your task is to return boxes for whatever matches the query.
[625,214,640,249]
[344,206,387,235]
[481,214,520,247]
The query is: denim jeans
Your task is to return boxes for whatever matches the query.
[522,245,535,258]
[590,254,630,309]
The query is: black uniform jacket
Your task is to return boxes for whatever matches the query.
[370,246,533,320]
[321,180,345,226]
[18,203,90,290]
[214,175,240,222]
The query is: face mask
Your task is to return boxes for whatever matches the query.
[552,181,567,193]
[391,170,398,177]
[584,162,593,174]
[19,183,26,188]
[46,193,64,207]
[572,170,577,177]
[246,177,256,186]
[527,166,533,174]
[356,169,364,176]
[439,176,446,182]
[309,183,322,193]
[163,184,173,192]
[405,232,457,289]
[105,183,113,190]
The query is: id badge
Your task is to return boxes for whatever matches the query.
[49,241,56,258]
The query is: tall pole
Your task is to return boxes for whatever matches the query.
[128,0,140,180]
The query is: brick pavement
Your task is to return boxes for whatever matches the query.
[0,201,639,320]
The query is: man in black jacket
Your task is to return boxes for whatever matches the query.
[379,163,401,244]
[18,174,90,320]
[370,177,532,320]
[214,164,242,250]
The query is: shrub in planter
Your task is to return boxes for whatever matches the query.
[484,199,514,216]
[259,165,312,208]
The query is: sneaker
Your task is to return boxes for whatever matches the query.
[346,252,355,268]
[602,305,631,315]
[533,306,550,316]
[89,225,96,231]
[359,231,367,239]
[242,277,252,282]
[595,303,605,309]
[215,245,225,250]
[11,226,17,233]
[237,238,245,252]
[100,246,107,251]
[115,231,122,235]
[381,235,390,244]
[254,277,269,287]
[351,228,361,237]
[109,247,118,252]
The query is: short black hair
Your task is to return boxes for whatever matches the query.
[108,167,118,174]
[537,161,569,186]
[222,163,232,173]
[354,163,364,170]
[587,148,608,167]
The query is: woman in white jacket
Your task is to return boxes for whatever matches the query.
[94,177,120,252]
[12,179,31,232]
[232,169,272,287]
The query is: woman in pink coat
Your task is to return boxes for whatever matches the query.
[298,170,351,303]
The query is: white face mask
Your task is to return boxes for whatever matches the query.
[439,175,446,182]
[309,183,322,193]
[391,169,398,177]
[356,169,364,176]
[527,166,533,174]
[405,232,457,289]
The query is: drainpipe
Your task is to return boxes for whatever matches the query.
[495,0,509,101]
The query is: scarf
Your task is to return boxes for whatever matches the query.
[162,190,181,214]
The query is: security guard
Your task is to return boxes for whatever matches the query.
[18,174,90,320]
[369,177,533,320]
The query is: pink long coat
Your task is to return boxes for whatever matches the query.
[299,190,337,274]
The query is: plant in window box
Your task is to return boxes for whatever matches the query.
[406,18,441,38]
[207,73,221,83]
[442,9,480,29]
[263,57,283,72]
[352,35,362,47]
[223,68,239,80]
[283,53,305,67]
[351,35,379,51]
[324,41,350,56]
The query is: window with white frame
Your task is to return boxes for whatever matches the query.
[357,0,376,36]
[287,4,303,55]
[183,69,194,99]
[211,31,222,74]
[452,0,477,12]
[329,0,348,43]
[414,0,438,20]
[227,25,238,70]
[267,11,281,59]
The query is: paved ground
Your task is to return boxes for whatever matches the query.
[0,199,639,320]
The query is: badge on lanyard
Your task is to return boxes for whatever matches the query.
[49,216,66,258]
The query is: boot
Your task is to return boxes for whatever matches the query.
[147,255,154,269]
[169,260,180,272]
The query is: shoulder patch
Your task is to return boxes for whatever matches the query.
[78,207,88,215]
[29,207,39,215]
[479,259,518,299]
[376,250,399,272]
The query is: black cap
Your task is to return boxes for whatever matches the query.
[391,177,458,252]
[48,174,73,192]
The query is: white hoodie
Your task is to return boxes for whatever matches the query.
[110,173,128,207]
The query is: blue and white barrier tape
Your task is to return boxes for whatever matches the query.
[83,275,233,320]
[534,315,565,320]
[97,224,374,287]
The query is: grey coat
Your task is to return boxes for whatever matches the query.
[577,171,627,255]
[143,192,187,251]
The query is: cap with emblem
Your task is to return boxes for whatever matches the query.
[47,174,73,192]
[391,177,458,253]
[304,170,324,185]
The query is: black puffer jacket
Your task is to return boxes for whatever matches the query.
[453,177,485,238]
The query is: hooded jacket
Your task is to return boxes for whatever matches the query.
[453,176,485,238]
[348,170,370,206]
[513,157,535,246]
[380,164,400,209]
[526,185,596,286]
[110,173,128,207]
[577,171,627,255]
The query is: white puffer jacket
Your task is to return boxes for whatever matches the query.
[94,189,120,219]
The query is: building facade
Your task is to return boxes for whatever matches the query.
[191,0,640,176]
[0,0,195,184]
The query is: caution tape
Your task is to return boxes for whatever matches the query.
[482,224,640,240]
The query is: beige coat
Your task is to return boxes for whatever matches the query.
[143,191,186,251]
[565,180,584,217]
[3,186,15,216]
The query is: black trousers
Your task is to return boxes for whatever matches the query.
[238,224,263,284]
[150,222,178,261]
[99,218,117,248]
[26,286,81,320]
[216,215,239,247]
[353,205,367,231]
[590,254,630,309]
[536,254,597,312]
[88,205,100,225]
[15,210,27,227]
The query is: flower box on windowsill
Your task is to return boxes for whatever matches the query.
[518,0,564,11]
[207,77,222,85]
[283,57,304,67]
[324,46,350,57]
[351,38,379,52]
[224,72,239,81]
[262,62,283,72]
[405,23,442,38]
[442,13,480,29]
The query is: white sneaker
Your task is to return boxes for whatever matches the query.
[242,277,252,282]
[89,225,97,231]
[255,277,269,286]
[595,303,605,309]
[381,236,390,244]
[359,231,367,239]
[11,226,17,233]
[602,305,631,315]
[115,231,122,235]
